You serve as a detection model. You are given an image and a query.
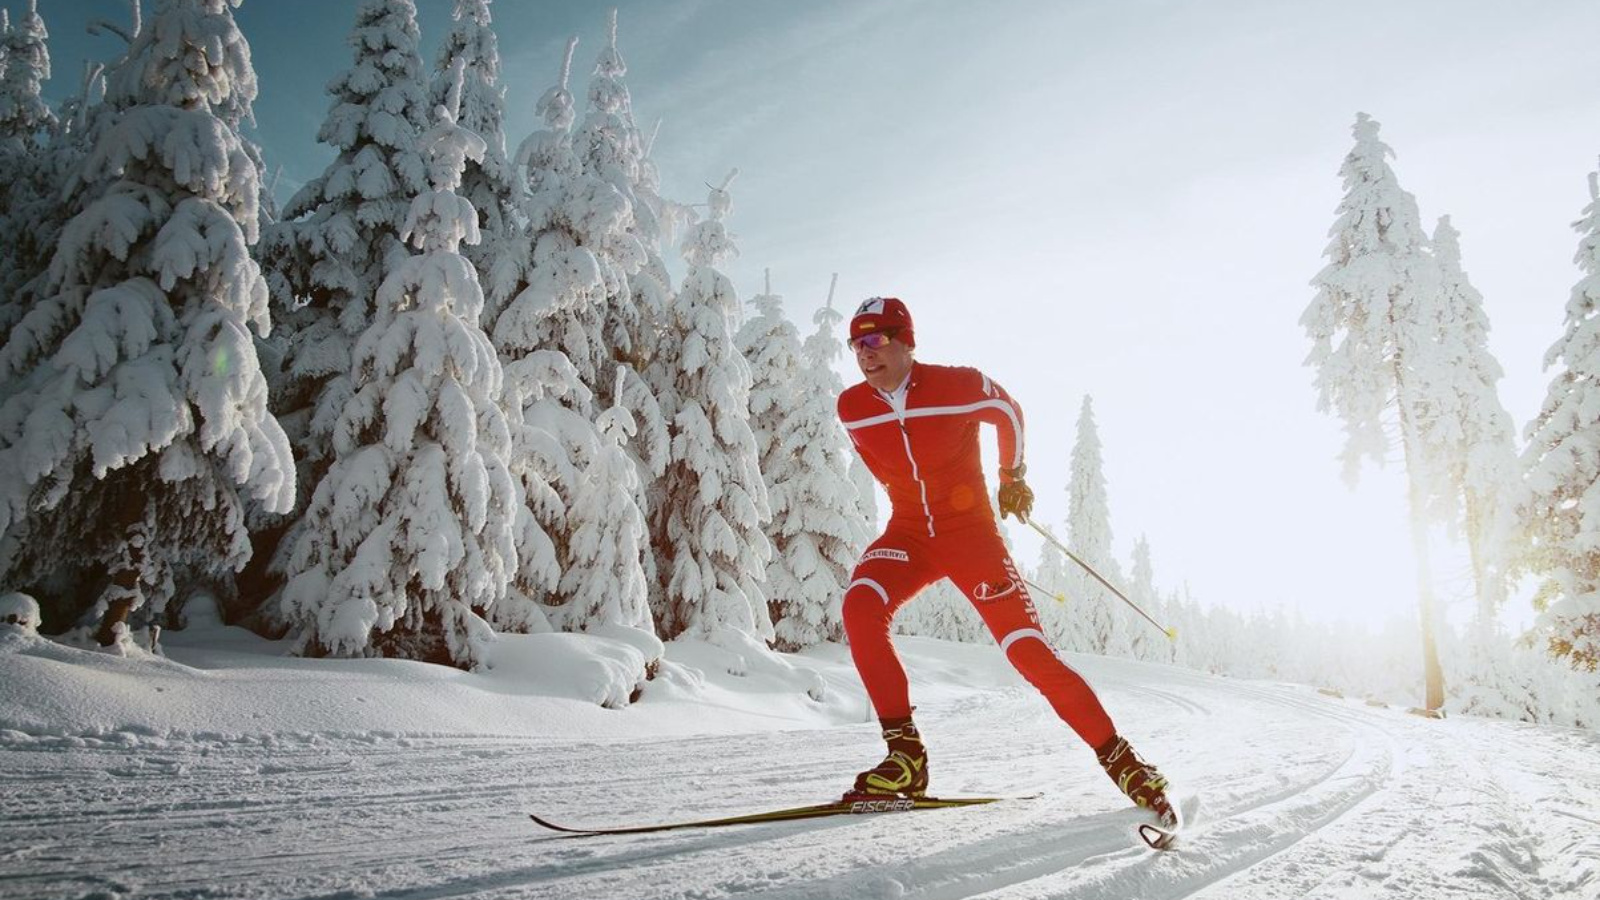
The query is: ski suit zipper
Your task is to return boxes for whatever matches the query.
[877,381,936,538]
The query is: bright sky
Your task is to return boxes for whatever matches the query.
[40,0,1600,633]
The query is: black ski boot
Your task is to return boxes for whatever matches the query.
[1096,735,1177,827]
[845,715,929,800]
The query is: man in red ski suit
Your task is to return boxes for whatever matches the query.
[836,297,1175,827]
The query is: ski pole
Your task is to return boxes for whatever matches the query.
[1024,577,1068,604]
[1023,517,1177,641]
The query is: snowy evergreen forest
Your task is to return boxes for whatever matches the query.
[0,0,1596,729]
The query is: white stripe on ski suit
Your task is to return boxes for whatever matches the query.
[841,399,1026,470]
[896,424,935,537]
[872,382,936,537]
[847,578,891,607]
[999,627,1048,655]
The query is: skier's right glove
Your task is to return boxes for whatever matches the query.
[997,471,1034,522]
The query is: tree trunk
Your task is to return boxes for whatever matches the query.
[1399,417,1447,712]
[1407,507,1447,710]
[95,492,148,647]
[94,569,139,647]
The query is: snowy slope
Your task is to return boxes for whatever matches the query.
[2,619,1598,900]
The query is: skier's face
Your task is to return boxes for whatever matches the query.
[854,330,914,391]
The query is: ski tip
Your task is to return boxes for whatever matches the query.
[1137,821,1179,850]
[1135,793,1198,851]
[1165,626,1178,642]
[528,813,577,834]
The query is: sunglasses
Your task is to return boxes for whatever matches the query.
[851,330,899,351]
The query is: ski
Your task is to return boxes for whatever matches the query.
[1134,793,1200,851]
[529,794,1035,837]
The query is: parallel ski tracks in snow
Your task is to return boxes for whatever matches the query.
[1,660,1589,900]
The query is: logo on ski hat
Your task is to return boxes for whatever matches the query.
[850,297,914,348]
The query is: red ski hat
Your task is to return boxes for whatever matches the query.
[850,297,915,348]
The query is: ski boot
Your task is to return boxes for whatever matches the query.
[1096,735,1177,828]
[843,715,929,801]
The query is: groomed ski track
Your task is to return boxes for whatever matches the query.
[4,654,1597,900]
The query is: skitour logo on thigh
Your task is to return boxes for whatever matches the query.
[974,579,1018,602]
[863,548,910,563]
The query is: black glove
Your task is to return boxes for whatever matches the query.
[997,469,1034,522]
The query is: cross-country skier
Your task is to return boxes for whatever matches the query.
[836,296,1176,828]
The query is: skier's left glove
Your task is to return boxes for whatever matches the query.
[997,465,1033,522]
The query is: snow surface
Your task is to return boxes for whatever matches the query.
[2,614,1598,900]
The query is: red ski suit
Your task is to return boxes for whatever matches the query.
[838,362,1115,749]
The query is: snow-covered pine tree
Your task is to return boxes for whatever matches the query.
[802,274,873,547]
[850,453,879,534]
[567,10,673,555]
[739,272,865,650]
[1425,215,1521,620]
[490,36,654,631]
[653,171,773,640]
[1128,534,1166,662]
[1029,523,1079,651]
[791,274,873,647]
[1302,112,1448,706]
[736,273,808,646]
[809,275,881,533]
[494,35,616,389]
[0,0,293,643]
[1412,224,1533,740]
[1522,162,1600,672]
[0,0,54,152]
[637,118,693,282]
[557,365,651,632]
[56,58,105,143]
[278,75,515,667]
[1068,397,1114,571]
[1066,395,1131,657]
[1166,586,1203,672]
[492,347,575,633]
[429,0,511,290]
[259,0,430,537]
[1447,617,1543,722]
[1033,521,1092,653]
[516,35,666,452]
[0,0,57,343]
[575,8,662,376]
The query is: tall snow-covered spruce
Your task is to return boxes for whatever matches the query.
[738,273,866,650]
[0,0,293,643]
[0,0,57,343]
[258,0,431,572]
[1031,521,1076,649]
[490,36,655,632]
[736,274,805,644]
[1302,112,1447,707]
[653,172,773,640]
[1127,535,1165,662]
[805,277,873,533]
[815,276,880,535]
[1067,395,1130,657]
[571,9,672,553]
[277,72,516,667]
[558,366,652,632]
[429,0,511,289]
[0,0,53,150]
[575,8,665,376]
[1522,162,1600,672]
[1425,216,1520,619]
[791,277,873,643]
